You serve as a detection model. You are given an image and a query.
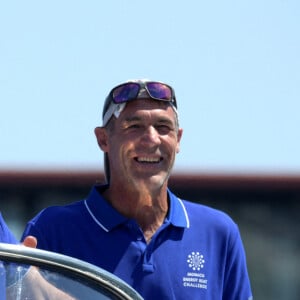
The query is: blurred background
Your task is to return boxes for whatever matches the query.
[1,1,299,299]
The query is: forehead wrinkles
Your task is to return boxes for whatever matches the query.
[124,99,174,119]
[123,107,176,127]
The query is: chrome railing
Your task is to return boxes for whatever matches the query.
[0,243,143,300]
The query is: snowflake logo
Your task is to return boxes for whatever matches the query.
[187,252,205,270]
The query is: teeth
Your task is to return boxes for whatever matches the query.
[137,157,160,163]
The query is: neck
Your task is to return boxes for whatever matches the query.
[103,184,169,242]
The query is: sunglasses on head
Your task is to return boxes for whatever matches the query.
[102,80,177,126]
[108,81,177,107]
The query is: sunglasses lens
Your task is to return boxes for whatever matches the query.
[113,83,140,103]
[147,82,172,100]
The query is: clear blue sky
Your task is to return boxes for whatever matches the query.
[1,0,299,174]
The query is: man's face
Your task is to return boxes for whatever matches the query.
[102,99,183,190]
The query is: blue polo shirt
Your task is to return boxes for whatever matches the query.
[22,185,252,300]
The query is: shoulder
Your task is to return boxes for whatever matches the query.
[22,200,88,245]
[181,199,238,233]
[31,200,85,225]
[25,185,107,235]
[182,199,233,220]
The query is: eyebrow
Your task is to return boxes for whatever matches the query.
[123,116,143,123]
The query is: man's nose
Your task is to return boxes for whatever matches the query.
[140,126,161,145]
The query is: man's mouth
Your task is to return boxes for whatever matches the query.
[135,157,162,164]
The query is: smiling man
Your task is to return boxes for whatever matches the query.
[22,79,253,300]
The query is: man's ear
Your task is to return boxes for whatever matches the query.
[94,127,109,152]
[176,128,183,153]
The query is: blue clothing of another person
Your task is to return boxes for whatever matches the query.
[0,213,17,299]
[22,185,252,300]
[0,213,17,244]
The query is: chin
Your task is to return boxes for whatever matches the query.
[135,173,169,189]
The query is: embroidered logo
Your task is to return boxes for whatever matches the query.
[182,251,208,290]
[187,252,205,270]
